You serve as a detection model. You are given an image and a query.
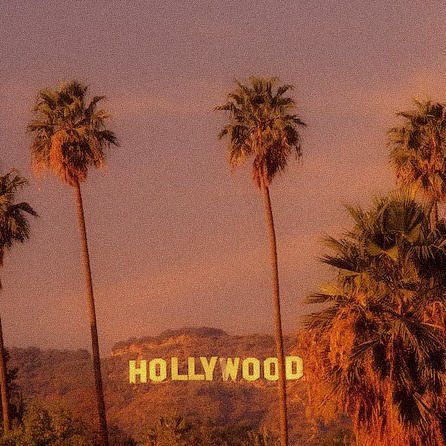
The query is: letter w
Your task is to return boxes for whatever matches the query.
[220,358,240,381]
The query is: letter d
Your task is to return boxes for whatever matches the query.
[285,356,303,380]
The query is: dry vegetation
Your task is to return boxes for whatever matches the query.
[8,328,350,445]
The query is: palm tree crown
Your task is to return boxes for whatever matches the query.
[27,80,117,186]
[216,77,306,188]
[388,99,446,205]
[307,193,446,445]
[0,171,37,262]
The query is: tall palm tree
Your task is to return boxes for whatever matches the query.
[388,99,446,229]
[0,171,36,433]
[216,77,306,446]
[27,80,117,446]
[307,194,446,445]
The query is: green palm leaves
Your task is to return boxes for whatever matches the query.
[216,77,305,188]
[388,99,446,228]
[308,195,446,445]
[28,80,117,186]
[0,172,37,256]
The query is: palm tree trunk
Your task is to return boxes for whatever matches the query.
[0,314,10,433]
[261,181,288,446]
[74,180,109,446]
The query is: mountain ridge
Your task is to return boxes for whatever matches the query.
[7,327,348,444]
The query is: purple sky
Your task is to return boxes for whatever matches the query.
[1,1,446,353]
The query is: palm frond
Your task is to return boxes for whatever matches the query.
[27,80,118,186]
[215,76,306,188]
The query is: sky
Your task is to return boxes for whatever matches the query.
[1,1,446,353]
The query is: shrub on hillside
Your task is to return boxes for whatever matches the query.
[0,400,92,446]
[143,416,278,446]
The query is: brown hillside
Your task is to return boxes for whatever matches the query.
[9,328,349,445]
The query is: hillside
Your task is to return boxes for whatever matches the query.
[9,328,349,445]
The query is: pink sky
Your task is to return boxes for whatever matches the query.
[1,1,446,352]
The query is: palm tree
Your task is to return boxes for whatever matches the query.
[0,171,36,433]
[216,77,306,446]
[307,194,446,445]
[27,80,117,446]
[388,99,446,229]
